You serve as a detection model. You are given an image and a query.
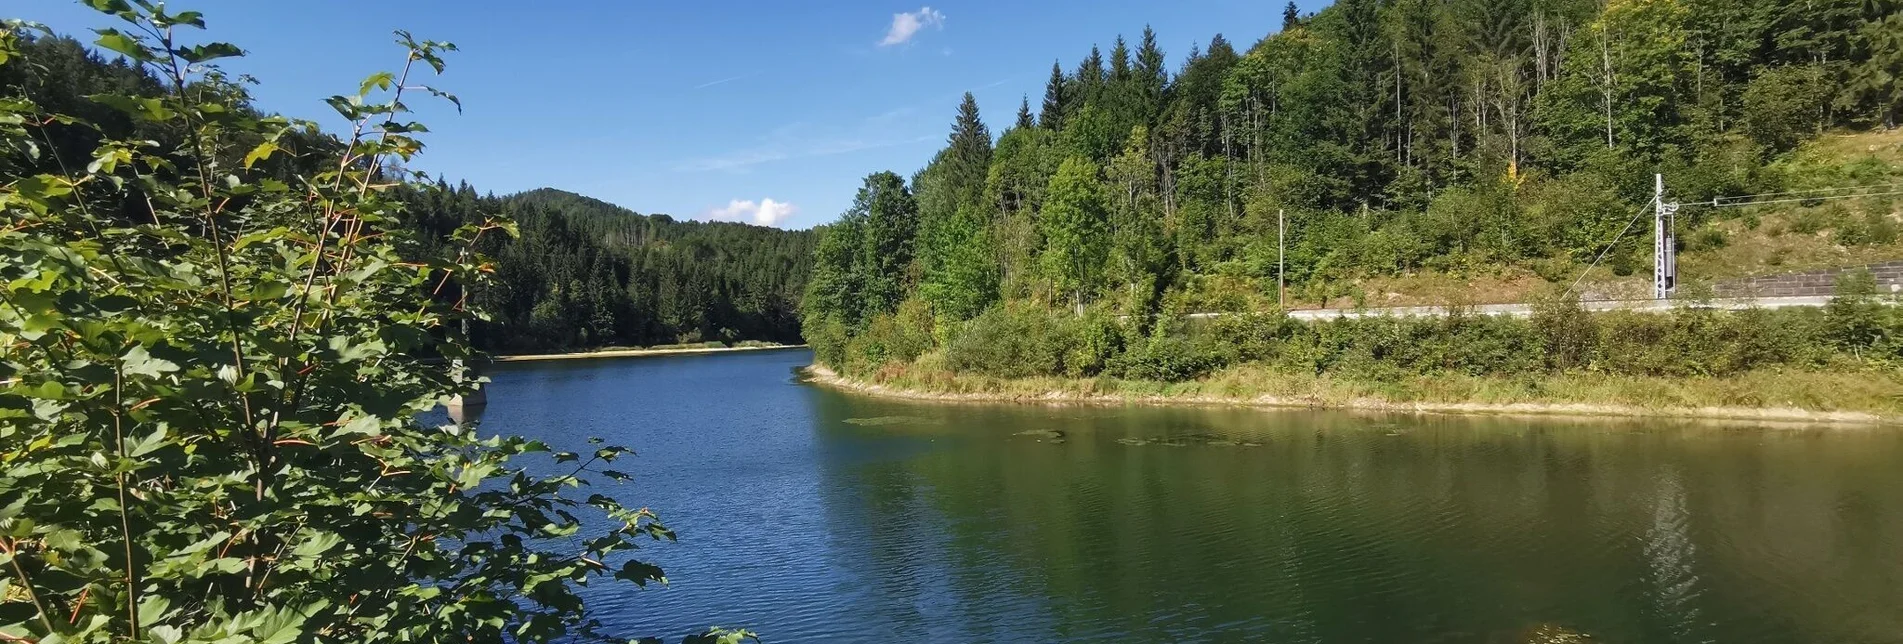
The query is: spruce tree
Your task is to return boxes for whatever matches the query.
[1111,36,1132,82]
[1284,1,1301,31]
[946,92,995,206]
[1016,95,1036,130]
[851,171,919,324]
[1041,60,1068,131]
[1136,26,1168,113]
[1074,45,1107,112]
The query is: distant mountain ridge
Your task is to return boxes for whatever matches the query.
[463,187,817,351]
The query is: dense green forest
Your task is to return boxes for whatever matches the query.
[804,0,1903,375]
[400,184,813,352]
[2,31,814,355]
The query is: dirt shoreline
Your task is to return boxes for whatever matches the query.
[493,344,807,363]
[801,365,1893,426]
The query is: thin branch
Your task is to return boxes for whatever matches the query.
[0,539,57,635]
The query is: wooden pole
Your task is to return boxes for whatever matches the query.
[1278,208,1286,309]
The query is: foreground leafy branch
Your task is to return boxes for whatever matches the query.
[0,3,749,642]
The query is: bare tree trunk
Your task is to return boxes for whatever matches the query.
[1534,10,1550,86]
[1601,30,1615,148]
[1395,39,1404,166]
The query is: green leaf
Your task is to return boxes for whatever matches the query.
[176,42,241,63]
[359,71,395,97]
[136,596,172,628]
[338,414,383,436]
[127,427,168,458]
[88,94,176,122]
[93,30,149,60]
[248,606,310,644]
[242,140,278,169]
[13,175,73,200]
[42,529,82,551]
[149,625,182,644]
[291,531,343,558]
[122,345,179,378]
[237,281,289,301]
[614,560,666,587]
[169,10,205,27]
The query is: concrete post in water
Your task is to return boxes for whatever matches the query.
[446,358,487,425]
[446,316,486,425]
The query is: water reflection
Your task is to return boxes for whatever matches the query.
[472,352,1903,643]
[805,393,1903,643]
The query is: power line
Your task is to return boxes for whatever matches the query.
[1709,182,1902,202]
[1704,189,1903,209]
[1564,202,1655,300]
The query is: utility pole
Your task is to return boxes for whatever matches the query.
[1278,208,1287,309]
[1653,173,1678,300]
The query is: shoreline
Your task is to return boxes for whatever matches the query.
[801,365,1896,427]
[492,344,807,363]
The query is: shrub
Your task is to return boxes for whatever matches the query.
[1435,314,1544,375]
[1791,204,1842,235]
[1741,64,1831,153]
[1111,335,1226,382]
[1532,294,1598,370]
[0,11,747,643]
[1061,307,1125,377]
[1686,226,1729,251]
[843,298,937,373]
[807,317,852,367]
[1825,270,1900,360]
[944,304,1069,378]
[1207,312,1305,363]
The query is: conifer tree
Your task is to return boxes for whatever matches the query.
[1041,60,1068,131]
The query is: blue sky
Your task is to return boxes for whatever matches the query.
[16,1,1322,229]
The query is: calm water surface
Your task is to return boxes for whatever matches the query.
[474,349,1903,643]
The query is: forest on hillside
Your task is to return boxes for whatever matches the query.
[2,31,814,354]
[400,184,813,352]
[804,0,1903,367]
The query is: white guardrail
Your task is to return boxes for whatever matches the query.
[1182,295,1851,321]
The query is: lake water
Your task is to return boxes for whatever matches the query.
[474,349,1903,643]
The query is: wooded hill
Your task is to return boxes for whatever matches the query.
[803,0,1903,359]
[3,31,815,354]
[471,188,813,352]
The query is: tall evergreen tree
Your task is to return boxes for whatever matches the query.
[1110,36,1133,82]
[917,94,997,316]
[1136,26,1169,118]
[1016,95,1036,130]
[1041,60,1068,131]
[851,171,920,324]
[1284,2,1302,31]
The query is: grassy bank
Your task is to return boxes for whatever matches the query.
[808,362,1903,425]
[494,341,804,362]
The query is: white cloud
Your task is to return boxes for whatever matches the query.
[879,7,944,47]
[704,198,799,226]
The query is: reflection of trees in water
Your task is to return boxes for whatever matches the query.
[1644,468,1711,644]
[806,389,1065,640]
[803,389,1903,642]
